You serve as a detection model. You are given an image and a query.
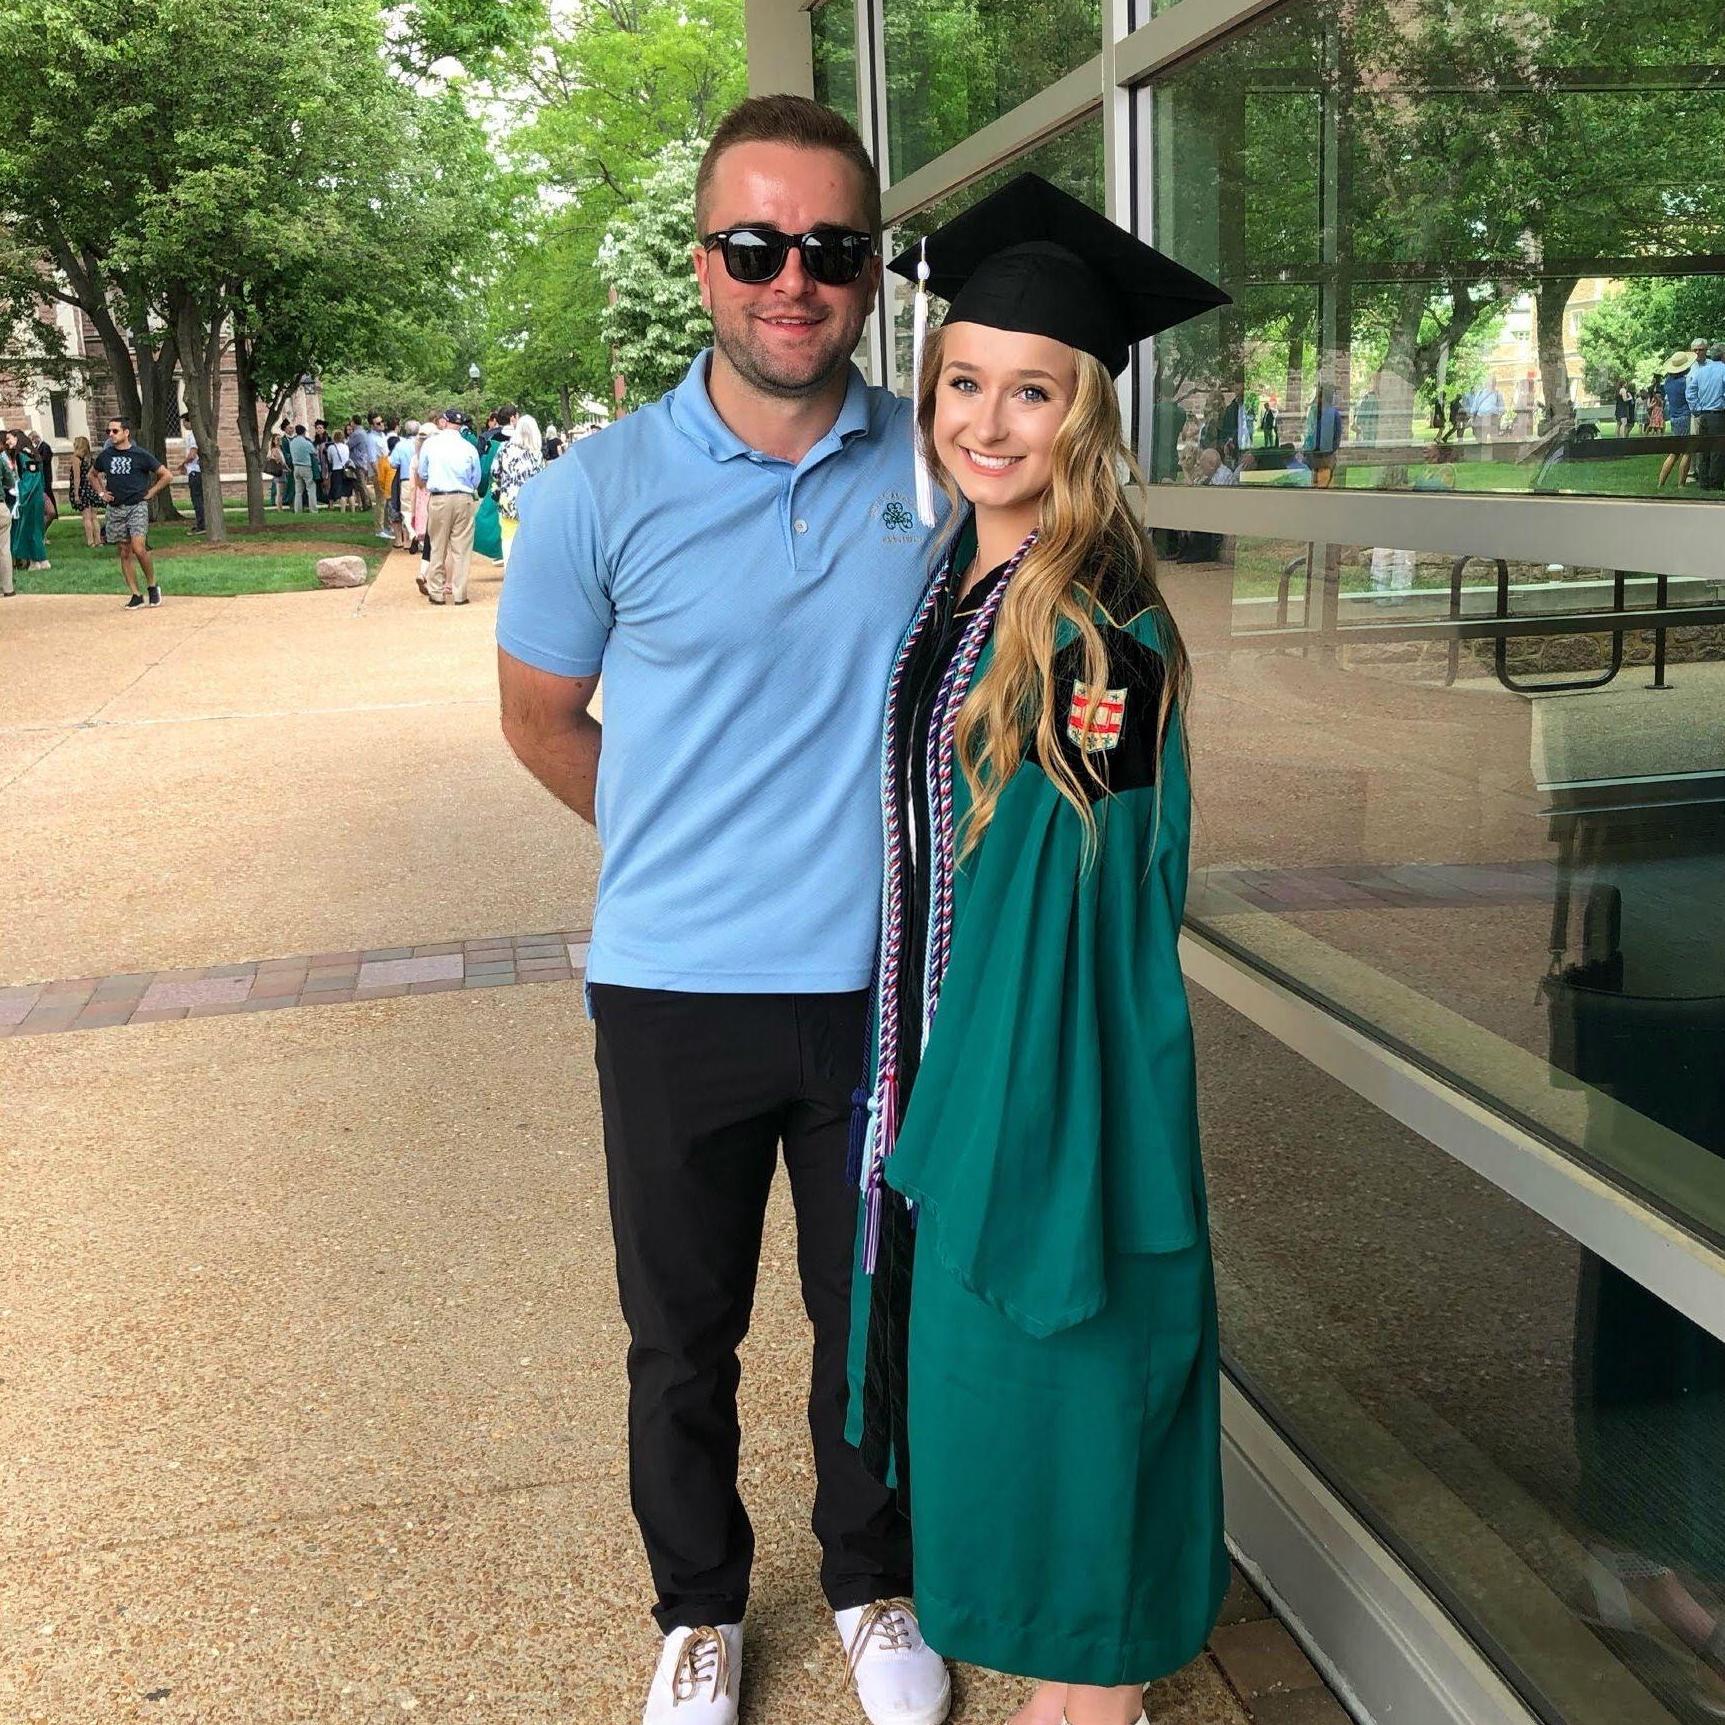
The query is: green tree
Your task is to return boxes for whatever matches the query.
[485,0,745,415]
[1579,276,1725,402]
[598,141,712,408]
[0,0,509,537]
[1578,286,1666,403]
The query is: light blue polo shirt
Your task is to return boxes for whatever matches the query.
[497,350,934,993]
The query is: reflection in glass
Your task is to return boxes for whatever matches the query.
[811,0,860,132]
[1145,0,1725,501]
[1161,535,1725,1248]
[887,114,1105,387]
[1198,990,1725,1725]
[882,0,1100,179]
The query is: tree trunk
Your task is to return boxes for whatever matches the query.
[174,296,229,545]
[39,237,183,521]
[1284,328,1306,430]
[231,337,269,529]
[1535,276,1580,434]
[234,388,267,528]
[1377,279,1430,448]
[558,383,573,433]
[136,336,183,524]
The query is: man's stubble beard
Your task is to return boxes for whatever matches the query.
[710,300,867,400]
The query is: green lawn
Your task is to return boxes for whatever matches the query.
[14,507,390,598]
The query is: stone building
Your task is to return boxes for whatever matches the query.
[2,300,321,479]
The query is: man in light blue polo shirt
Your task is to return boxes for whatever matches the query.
[1686,338,1725,491]
[497,96,948,1725]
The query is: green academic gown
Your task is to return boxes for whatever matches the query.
[10,448,47,565]
[473,435,503,560]
[846,550,1227,1687]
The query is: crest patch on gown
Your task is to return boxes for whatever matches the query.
[1067,684,1126,751]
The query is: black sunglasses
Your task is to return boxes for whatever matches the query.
[703,225,875,287]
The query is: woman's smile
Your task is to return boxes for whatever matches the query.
[959,447,1024,473]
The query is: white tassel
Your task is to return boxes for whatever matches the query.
[911,239,936,527]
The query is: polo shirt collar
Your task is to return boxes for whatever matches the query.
[670,349,873,464]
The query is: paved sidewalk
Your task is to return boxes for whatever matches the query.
[0,567,1329,1724]
[0,549,593,984]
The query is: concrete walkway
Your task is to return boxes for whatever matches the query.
[0,556,1308,1723]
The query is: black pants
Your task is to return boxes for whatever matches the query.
[590,984,912,1632]
[188,471,204,530]
[1699,409,1725,490]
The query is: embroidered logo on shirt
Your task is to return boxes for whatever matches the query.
[1067,684,1126,751]
[870,488,920,544]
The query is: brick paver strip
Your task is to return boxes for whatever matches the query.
[0,858,1563,1042]
[139,976,253,1012]
[0,930,593,1039]
[358,954,465,988]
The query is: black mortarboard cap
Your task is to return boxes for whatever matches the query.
[888,173,1229,376]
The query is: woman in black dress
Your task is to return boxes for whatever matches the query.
[69,436,102,546]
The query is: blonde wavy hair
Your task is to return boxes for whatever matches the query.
[916,323,1192,857]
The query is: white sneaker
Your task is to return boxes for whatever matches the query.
[642,1623,741,1725]
[837,1599,951,1725]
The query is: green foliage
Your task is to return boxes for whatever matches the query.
[1578,287,1665,401]
[880,0,1098,178]
[481,0,746,413]
[0,0,511,543]
[598,142,713,409]
[319,370,484,426]
[387,0,546,78]
[1135,0,1725,454]
[1578,277,1725,400]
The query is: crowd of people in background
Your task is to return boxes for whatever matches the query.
[259,408,569,537]
[1,399,573,607]
[271,402,558,605]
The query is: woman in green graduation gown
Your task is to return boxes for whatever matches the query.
[472,425,504,562]
[4,429,49,571]
[847,175,1231,1725]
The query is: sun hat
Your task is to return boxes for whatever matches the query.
[1665,350,1696,374]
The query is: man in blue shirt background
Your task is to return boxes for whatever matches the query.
[416,410,482,604]
[497,97,949,1725]
[1686,337,1725,491]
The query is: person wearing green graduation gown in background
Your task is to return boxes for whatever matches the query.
[845,175,1232,1725]
[472,405,514,563]
[4,429,49,571]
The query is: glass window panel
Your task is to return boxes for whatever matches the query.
[811,0,860,133]
[1156,533,1725,1251]
[887,113,1105,386]
[882,0,1100,180]
[1144,0,1725,502]
[1199,987,1725,1725]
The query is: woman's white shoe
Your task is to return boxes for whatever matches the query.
[837,1598,953,1724]
[642,1623,742,1724]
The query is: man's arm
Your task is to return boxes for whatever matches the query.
[144,455,173,503]
[498,649,602,825]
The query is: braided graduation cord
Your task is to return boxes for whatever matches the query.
[860,526,1038,1274]
[921,528,1037,1033]
[859,552,956,1274]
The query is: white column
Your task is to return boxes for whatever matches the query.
[745,0,814,97]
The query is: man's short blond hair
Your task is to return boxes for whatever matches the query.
[695,95,881,238]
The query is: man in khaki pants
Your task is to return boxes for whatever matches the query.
[415,408,481,605]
